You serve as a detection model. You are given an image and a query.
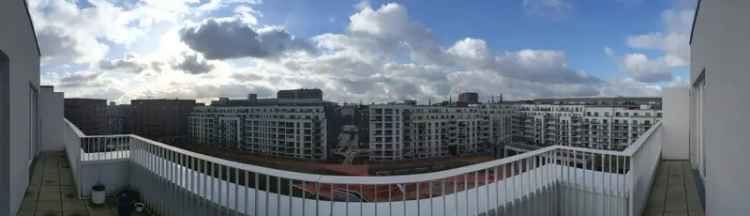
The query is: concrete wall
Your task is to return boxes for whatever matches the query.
[0,0,41,215]
[691,1,750,215]
[662,87,689,160]
[0,42,9,216]
[40,86,64,151]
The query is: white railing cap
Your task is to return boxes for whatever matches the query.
[65,120,663,184]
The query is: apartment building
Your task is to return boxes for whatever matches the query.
[190,105,329,160]
[532,97,661,108]
[481,103,514,155]
[129,99,198,145]
[368,103,513,160]
[277,88,323,101]
[512,104,662,151]
[105,103,130,134]
[64,98,108,135]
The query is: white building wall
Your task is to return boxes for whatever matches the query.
[40,86,64,151]
[690,1,750,215]
[662,87,689,160]
[0,0,41,215]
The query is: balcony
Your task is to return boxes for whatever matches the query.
[21,120,702,216]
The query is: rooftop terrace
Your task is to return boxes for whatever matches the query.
[18,119,703,216]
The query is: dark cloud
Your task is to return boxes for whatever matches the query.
[58,73,100,88]
[36,27,107,64]
[179,18,311,60]
[99,55,148,73]
[173,54,214,74]
[139,83,274,100]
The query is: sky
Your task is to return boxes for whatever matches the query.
[29,0,697,104]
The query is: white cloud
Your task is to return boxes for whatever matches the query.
[622,53,673,83]
[447,38,490,61]
[622,2,695,82]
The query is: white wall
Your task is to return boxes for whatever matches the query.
[662,87,689,160]
[691,1,750,215]
[79,160,131,198]
[40,86,64,151]
[0,0,41,215]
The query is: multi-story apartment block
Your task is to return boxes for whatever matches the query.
[481,103,514,153]
[64,98,109,135]
[129,99,198,145]
[105,103,130,134]
[367,104,410,160]
[277,88,324,102]
[511,104,662,151]
[583,106,661,149]
[532,97,662,109]
[368,103,513,160]
[190,105,329,160]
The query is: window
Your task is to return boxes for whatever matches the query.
[691,69,707,177]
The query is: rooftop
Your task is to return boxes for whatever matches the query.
[16,119,704,216]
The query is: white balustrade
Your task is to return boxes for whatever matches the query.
[63,118,662,216]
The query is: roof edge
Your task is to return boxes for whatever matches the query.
[22,0,42,57]
[689,0,702,45]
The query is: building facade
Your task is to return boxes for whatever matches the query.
[129,99,198,146]
[64,98,108,135]
[690,0,750,214]
[0,0,42,214]
[511,104,662,151]
[277,88,323,101]
[368,104,513,160]
[190,106,329,160]
[105,103,130,134]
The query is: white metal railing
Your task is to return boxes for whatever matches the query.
[63,119,662,216]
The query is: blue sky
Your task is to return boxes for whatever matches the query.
[29,0,695,103]
[259,0,676,77]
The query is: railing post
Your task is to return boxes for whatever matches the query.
[629,155,636,216]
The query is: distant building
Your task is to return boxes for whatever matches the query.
[509,104,662,153]
[190,105,330,160]
[277,88,323,101]
[458,92,479,105]
[129,99,198,145]
[194,91,663,161]
[339,104,370,147]
[529,97,662,109]
[210,89,325,107]
[190,89,336,160]
[368,103,513,160]
[64,98,108,135]
[105,103,130,134]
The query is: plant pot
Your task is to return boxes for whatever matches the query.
[134,202,145,212]
[92,184,106,205]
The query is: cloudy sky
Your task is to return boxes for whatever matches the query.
[30,0,696,104]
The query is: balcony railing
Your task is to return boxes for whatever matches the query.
[63,119,662,216]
